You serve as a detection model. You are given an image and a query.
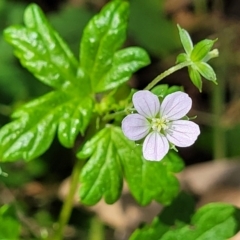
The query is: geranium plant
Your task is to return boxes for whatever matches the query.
[0,1,239,240]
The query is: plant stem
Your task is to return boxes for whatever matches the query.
[88,216,105,240]
[212,77,226,159]
[211,9,230,160]
[53,158,84,240]
[102,110,126,122]
[212,42,227,159]
[144,62,190,90]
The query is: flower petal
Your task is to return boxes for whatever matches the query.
[166,120,200,147]
[133,90,160,118]
[143,131,169,161]
[122,114,151,141]
[160,91,192,120]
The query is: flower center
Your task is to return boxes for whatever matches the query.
[151,117,169,133]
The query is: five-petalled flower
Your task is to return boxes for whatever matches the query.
[121,90,200,161]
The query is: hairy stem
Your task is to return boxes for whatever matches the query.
[53,158,84,240]
[144,62,190,90]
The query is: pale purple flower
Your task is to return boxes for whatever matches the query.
[121,90,200,161]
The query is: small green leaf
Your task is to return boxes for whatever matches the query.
[4,4,78,89]
[176,53,189,64]
[177,24,193,56]
[191,39,217,62]
[167,85,184,95]
[188,66,202,92]
[1,3,94,161]
[195,62,217,83]
[77,126,184,205]
[151,85,169,97]
[151,85,183,98]
[130,201,240,240]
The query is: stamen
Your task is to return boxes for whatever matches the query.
[151,117,169,132]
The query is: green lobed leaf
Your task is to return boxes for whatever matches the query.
[130,192,195,240]
[161,203,240,240]
[125,151,184,205]
[189,203,240,239]
[79,0,150,93]
[188,66,202,92]
[195,62,217,83]
[0,91,93,161]
[191,39,217,62]
[77,126,184,205]
[79,0,127,90]
[93,47,150,92]
[77,126,123,205]
[57,94,93,147]
[48,6,94,55]
[130,218,169,240]
[4,4,78,89]
[0,93,59,161]
[0,3,95,161]
[130,200,240,240]
[177,24,193,56]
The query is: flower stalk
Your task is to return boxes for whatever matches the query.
[52,158,84,240]
[145,62,191,91]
